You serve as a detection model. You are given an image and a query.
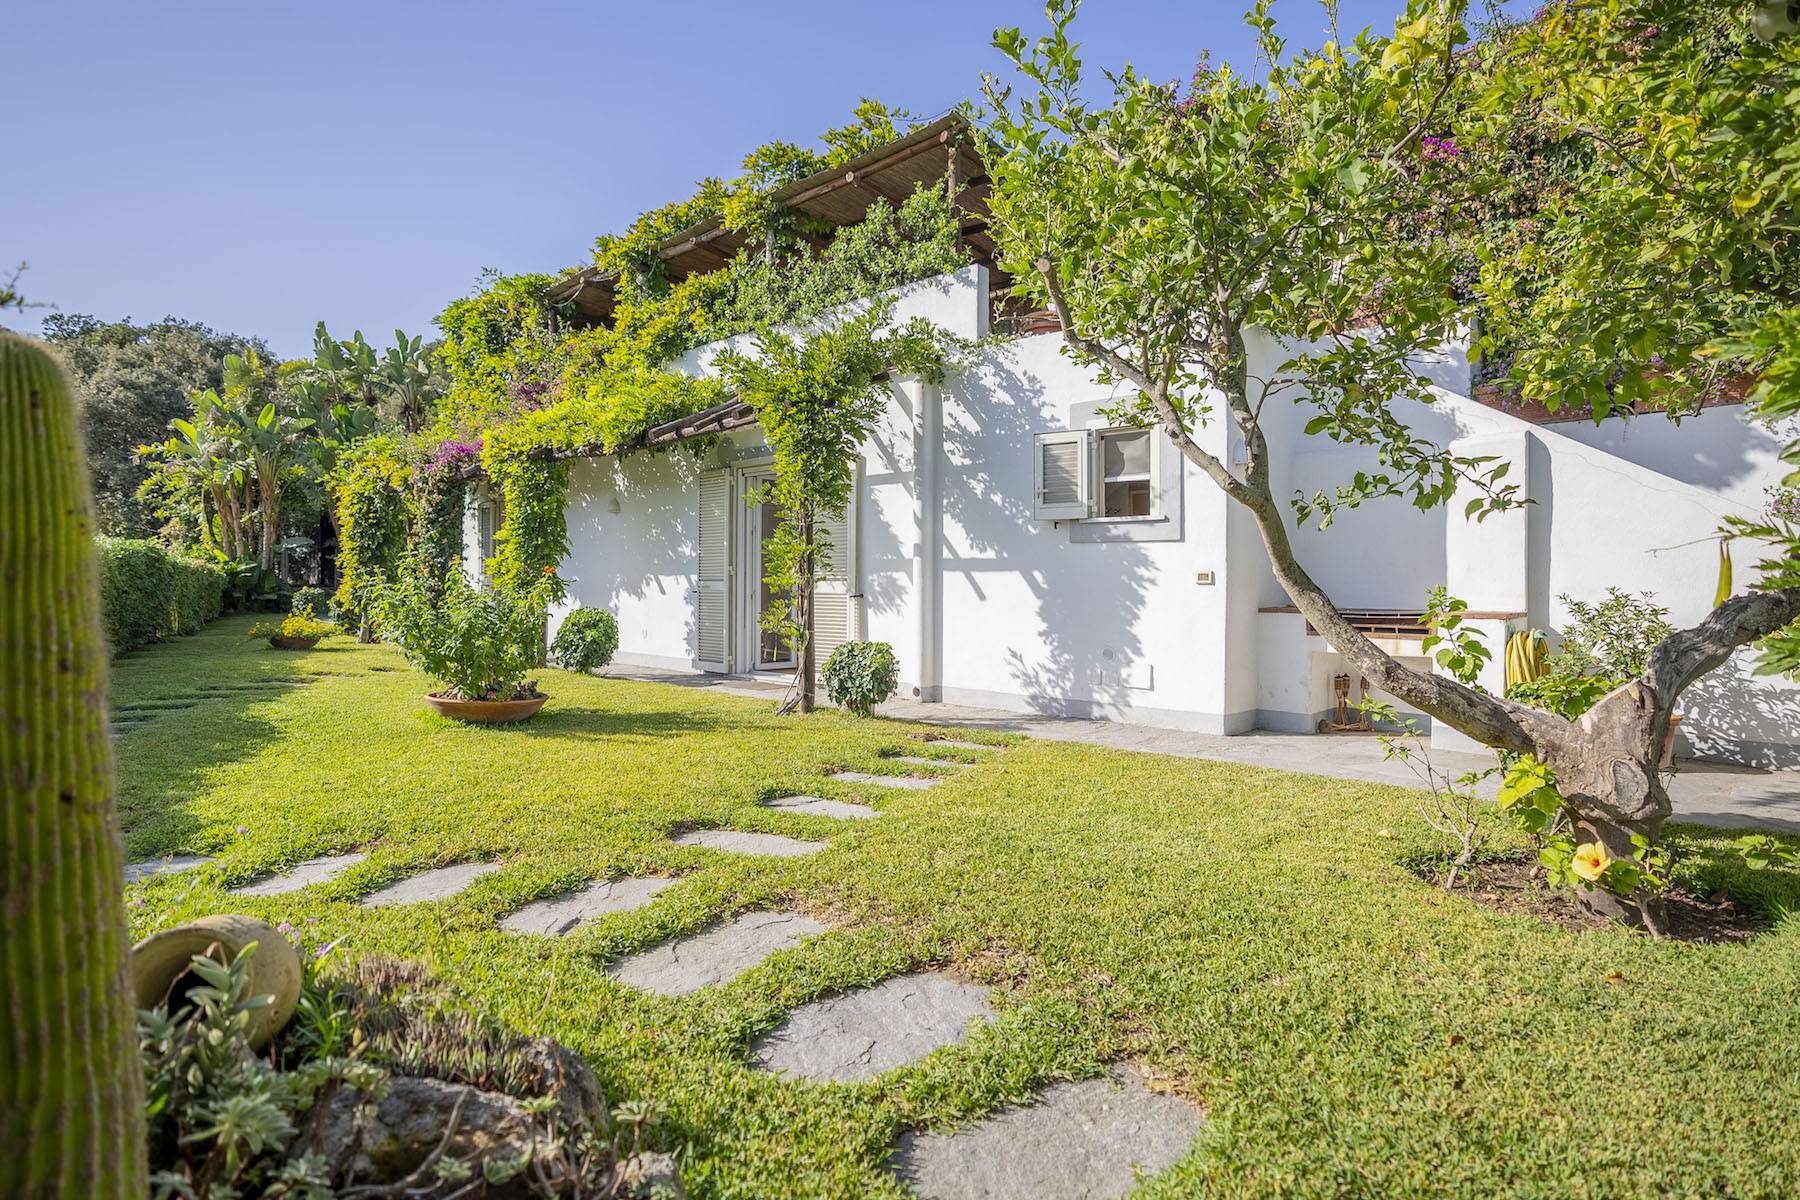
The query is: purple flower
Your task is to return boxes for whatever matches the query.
[1421,135,1463,164]
[236,825,249,834]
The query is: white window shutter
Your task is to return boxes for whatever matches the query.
[811,460,860,676]
[1034,430,1091,520]
[695,469,732,671]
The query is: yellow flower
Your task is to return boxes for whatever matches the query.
[1570,842,1612,883]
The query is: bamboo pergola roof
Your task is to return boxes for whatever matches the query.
[548,112,1001,328]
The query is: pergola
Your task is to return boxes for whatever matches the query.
[453,114,1010,479]
[546,112,1007,330]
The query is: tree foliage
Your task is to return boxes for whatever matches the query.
[716,305,955,710]
[38,314,267,536]
[1467,0,1800,676]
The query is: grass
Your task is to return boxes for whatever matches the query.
[120,617,1800,1199]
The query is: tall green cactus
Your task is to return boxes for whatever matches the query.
[0,333,147,1196]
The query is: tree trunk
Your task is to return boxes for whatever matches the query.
[798,515,816,713]
[0,334,149,1197]
[259,466,280,575]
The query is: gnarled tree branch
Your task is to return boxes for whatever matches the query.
[1644,586,1800,705]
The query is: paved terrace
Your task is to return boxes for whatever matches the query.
[609,665,1800,834]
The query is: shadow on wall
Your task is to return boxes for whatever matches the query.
[1679,655,1800,769]
[856,392,915,625]
[932,339,1155,716]
[562,453,707,661]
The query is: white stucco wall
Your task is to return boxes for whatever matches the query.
[523,264,1792,765]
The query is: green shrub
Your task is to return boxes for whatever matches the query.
[551,607,620,673]
[95,537,225,654]
[247,614,333,644]
[822,641,899,716]
[289,585,328,618]
[376,569,551,701]
[168,556,225,633]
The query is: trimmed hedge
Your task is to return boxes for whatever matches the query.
[96,538,226,655]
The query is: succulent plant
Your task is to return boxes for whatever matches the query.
[0,332,146,1195]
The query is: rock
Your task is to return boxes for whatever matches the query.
[750,972,994,1082]
[892,1064,1203,1199]
[671,829,826,857]
[517,1036,607,1130]
[322,1075,538,1191]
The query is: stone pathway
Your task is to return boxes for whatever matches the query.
[892,1065,1203,1199]
[751,972,993,1083]
[500,877,675,935]
[922,739,1000,753]
[231,853,366,896]
[125,854,213,883]
[608,911,826,996]
[831,772,940,791]
[360,861,502,907]
[673,829,827,857]
[763,795,878,820]
[887,756,974,769]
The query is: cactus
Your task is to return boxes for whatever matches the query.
[1504,627,1549,691]
[0,333,147,1196]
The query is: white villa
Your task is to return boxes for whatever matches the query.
[465,119,1798,769]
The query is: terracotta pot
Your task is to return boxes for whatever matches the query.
[270,635,321,650]
[131,914,302,1050]
[424,693,547,723]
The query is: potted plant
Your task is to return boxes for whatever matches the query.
[376,569,551,723]
[248,613,333,650]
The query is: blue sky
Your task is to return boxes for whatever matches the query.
[8,1,1518,359]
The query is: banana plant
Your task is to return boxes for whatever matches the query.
[375,328,445,433]
[216,352,314,572]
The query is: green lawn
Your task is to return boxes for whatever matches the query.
[119,617,1800,1199]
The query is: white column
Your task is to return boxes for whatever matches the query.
[907,376,943,702]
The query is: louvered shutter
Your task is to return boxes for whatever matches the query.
[1034,430,1091,520]
[810,461,860,676]
[695,469,732,671]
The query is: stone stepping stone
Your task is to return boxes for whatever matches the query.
[125,854,212,884]
[892,1065,1203,1200]
[499,877,675,935]
[360,861,502,907]
[751,972,994,1083]
[924,739,998,752]
[231,853,366,896]
[831,772,940,791]
[887,756,974,769]
[672,829,826,857]
[762,795,878,821]
[608,910,826,996]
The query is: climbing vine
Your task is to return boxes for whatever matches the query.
[716,304,958,710]
[412,438,480,594]
[331,436,416,639]
[340,102,973,612]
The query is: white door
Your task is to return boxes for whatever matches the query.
[742,470,796,671]
[695,469,732,672]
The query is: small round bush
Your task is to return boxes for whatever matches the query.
[290,586,328,618]
[552,607,620,673]
[822,641,899,716]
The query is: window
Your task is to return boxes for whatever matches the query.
[1033,429,1091,520]
[1098,429,1153,518]
[477,494,505,564]
[1033,426,1161,523]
